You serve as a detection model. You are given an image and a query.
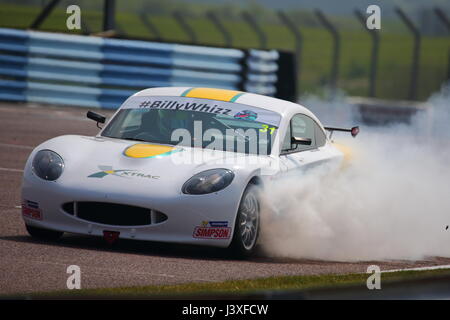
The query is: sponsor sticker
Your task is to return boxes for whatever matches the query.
[208,221,228,227]
[22,200,42,220]
[193,221,231,239]
[88,165,160,179]
[234,110,257,121]
[121,96,281,127]
[137,99,232,116]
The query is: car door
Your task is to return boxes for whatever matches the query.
[279,113,330,174]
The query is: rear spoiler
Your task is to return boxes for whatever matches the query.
[324,126,360,138]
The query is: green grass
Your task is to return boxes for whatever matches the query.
[14,268,450,298]
[0,3,448,100]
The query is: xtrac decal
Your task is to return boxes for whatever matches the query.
[22,200,42,220]
[88,165,160,179]
[193,221,231,239]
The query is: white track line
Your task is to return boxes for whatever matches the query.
[382,264,450,273]
[0,167,23,173]
[0,142,34,150]
[6,257,217,283]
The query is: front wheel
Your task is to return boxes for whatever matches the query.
[25,224,63,241]
[230,185,260,258]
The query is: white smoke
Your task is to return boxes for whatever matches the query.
[259,84,450,261]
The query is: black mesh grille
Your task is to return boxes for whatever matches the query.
[62,202,74,215]
[62,202,167,226]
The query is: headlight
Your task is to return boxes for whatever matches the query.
[32,150,64,181]
[182,169,234,195]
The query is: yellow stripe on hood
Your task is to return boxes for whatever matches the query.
[181,87,244,102]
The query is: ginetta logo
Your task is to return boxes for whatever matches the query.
[88,165,160,179]
[193,221,231,239]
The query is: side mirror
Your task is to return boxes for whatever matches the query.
[87,111,106,129]
[350,126,360,137]
[291,136,312,146]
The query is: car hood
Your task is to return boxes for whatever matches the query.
[31,135,274,193]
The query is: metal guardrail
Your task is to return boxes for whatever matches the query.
[347,96,432,126]
[0,28,293,109]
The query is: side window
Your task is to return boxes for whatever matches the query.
[291,114,316,151]
[281,114,317,152]
[315,124,327,147]
[281,121,291,151]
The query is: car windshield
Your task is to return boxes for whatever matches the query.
[101,96,281,155]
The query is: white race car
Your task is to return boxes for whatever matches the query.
[21,87,358,257]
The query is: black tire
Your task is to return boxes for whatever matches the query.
[25,224,63,241]
[230,184,261,258]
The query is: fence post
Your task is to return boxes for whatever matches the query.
[354,9,380,97]
[103,0,116,32]
[173,11,197,44]
[395,7,421,100]
[434,7,450,81]
[139,13,163,41]
[206,11,232,47]
[81,19,91,35]
[434,7,450,30]
[277,11,303,95]
[30,0,61,29]
[242,11,267,49]
[314,9,340,97]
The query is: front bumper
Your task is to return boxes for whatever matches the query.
[21,170,242,248]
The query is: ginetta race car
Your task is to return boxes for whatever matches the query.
[21,87,358,257]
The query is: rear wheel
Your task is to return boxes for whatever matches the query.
[25,225,63,241]
[230,185,260,258]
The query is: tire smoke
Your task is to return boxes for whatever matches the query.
[260,85,450,261]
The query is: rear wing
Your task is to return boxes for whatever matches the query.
[324,126,360,139]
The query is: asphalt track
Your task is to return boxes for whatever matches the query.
[1,102,449,295]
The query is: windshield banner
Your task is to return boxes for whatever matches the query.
[121,96,282,127]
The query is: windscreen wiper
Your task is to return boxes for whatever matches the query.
[121,137,148,142]
[102,135,148,142]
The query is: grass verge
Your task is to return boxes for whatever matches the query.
[12,268,450,299]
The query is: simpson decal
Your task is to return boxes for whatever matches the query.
[193,221,231,239]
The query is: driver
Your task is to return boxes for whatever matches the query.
[138,110,184,142]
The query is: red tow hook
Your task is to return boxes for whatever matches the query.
[103,230,120,245]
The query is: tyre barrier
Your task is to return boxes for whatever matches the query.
[0,28,296,109]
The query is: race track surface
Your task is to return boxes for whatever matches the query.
[1,102,449,295]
